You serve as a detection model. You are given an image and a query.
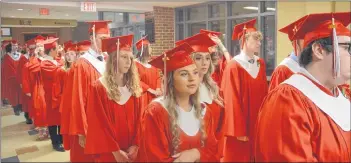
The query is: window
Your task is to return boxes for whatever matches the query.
[129,13,145,23]
[230,1,259,16]
[103,12,115,21]
[176,9,184,22]
[187,6,207,20]
[209,3,225,18]
[262,15,276,75]
[114,13,124,23]
[264,1,276,12]
[209,20,226,42]
[188,22,206,36]
[177,24,184,41]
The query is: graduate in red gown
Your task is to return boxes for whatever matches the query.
[255,12,351,162]
[200,29,231,87]
[139,43,219,162]
[84,34,143,162]
[40,38,65,152]
[18,39,35,124]
[221,19,268,162]
[134,36,162,108]
[22,35,49,140]
[1,40,22,115]
[268,15,307,91]
[176,33,225,157]
[62,20,110,162]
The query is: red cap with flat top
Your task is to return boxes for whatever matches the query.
[292,12,351,48]
[43,38,59,50]
[279,15,308,41]
[66,43,77,52]
[64,41,73,52]
[26,38,36,49]
[86,20,112,35]
[232,19,257,41]
[11,40,18,44]
[175,33,216,53]
[34,35,46,44]
[77,40,91,52]
[149,43,194,73]
[101,34,134,53]
[135,35,150,50]
[200,29,221,37]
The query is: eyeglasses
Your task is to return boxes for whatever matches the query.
[338,43,351,54]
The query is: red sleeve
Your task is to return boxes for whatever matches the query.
[52,68,65,110]
[69,62,89,135]
[133,97,143,147]
[85,81,120,154]
[155,68,162,89]
[198,108,220,162]
[140,81,150,92]
[255,85,317,162]
[139,103,174,162]
[22,64,30,94]
[220,62,246,137]
[268,66,294,92]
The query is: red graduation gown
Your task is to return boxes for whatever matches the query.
[84,80,142,162]
[268,65,294,92]
[139,101,219,162]
[136,61,161,108]
[64,56,103,162]
[26,57,47,127]
[220,57,268,162]
[40,59,62,126]
[212,57,228,87]
[17,55,29,112]
[255,74,351,162]
[1,54,21,106]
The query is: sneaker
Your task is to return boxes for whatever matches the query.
[26,119,33,124]
[53,144,65,152]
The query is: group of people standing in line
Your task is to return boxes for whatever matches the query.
[1,11,350,162]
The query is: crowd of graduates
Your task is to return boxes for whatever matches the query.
[1,11,350,162]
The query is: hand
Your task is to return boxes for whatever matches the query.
[78,135,86,148]
[127,145,139,161]
[172,148,200,162]
[113,150,131,162]
[20,84,22,88]
[155,88,163,97]
[26,93,31,97]
[209,35,223,46]
[147,88,156,95]
[237,136,249,142]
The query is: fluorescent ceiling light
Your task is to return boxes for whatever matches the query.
[17,9,23,11]
[267,7,276,11]
[10,16,15,17]
[243,6,258,10]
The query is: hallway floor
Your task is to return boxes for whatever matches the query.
[1,105,69,162]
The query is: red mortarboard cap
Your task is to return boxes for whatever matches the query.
[149,43,194,73]
[46,35,57,40]
[101,34,134,53]
[34,35,46,44]
[232,19,257,40]
[279,15,309,41]
[26,38,36,48]
[86,20,112,35]
[43,38,59,50]
[175,33,216,53]
[66,43,77,52]
[293,12,351,48]
[135,35,150,50]
[200,29,221,37]
[11,40,18,44]
[64,41,73,52]
[77,40,91,52]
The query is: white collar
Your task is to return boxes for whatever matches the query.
[153,97,206,136]
[80,52,106,75]
[87,48,104,60]
[41,55,58,66]
[136,60,152,68]
[24,53,29,59]
[283,74,350,131]
[234,51,260,78]
[7,52,21,61]
[199,83,213,104]
[99,77,132,105]
[278,57,301,73]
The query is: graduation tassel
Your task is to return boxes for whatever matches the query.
[92,24,100,53]
[241,25,247,50]
[140,40,144,60]
[293,25,298,55]
[331,17,340,96]
[162,52,168,99]
[116,39,120,73]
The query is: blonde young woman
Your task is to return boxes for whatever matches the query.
[139,43,219,162]
[84,34,143,162]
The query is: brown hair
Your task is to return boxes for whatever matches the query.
[103,50,142,102]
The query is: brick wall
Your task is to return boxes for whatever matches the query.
[147,6,175,56]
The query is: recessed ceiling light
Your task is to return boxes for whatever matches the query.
[10,16,15,18]
[17,9,23,11]
[65,14,69,16]
[243,6,259,10]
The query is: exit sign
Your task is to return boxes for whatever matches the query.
[81,2,96,12]
[39,8,49,15]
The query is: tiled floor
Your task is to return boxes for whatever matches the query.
[1,106,70,162]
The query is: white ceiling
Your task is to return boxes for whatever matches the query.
[0,1,203,21]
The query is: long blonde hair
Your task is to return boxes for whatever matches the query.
[165,71,207,155]
[103,50,142,102]
[192,52,224,107]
